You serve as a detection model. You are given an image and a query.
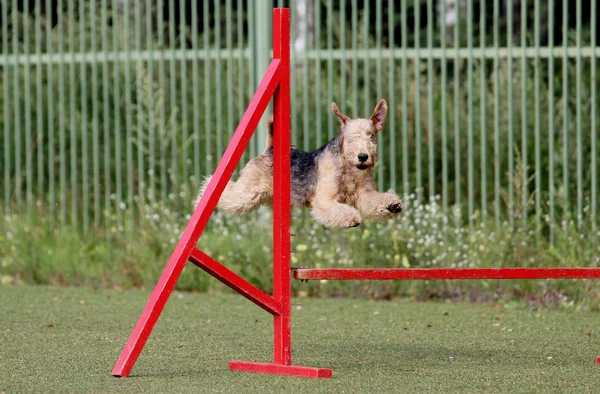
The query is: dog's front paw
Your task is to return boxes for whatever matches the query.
[386,201,403,214]
[348,220,361,228]
[344,211,363,228]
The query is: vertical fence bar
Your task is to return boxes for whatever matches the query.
[534,0,542,235]
[169,0,177,192]
[24,0,33,212]
[58,0,66,223]
[290,2,297,147]
[376,0,383,191]
[248,0,255,158]
[180,0,189,182]
[237,0,246,167]
[363,2,370,118]
[576,0,582,230]
[414,0,422,202]
[388,0,396,192]
[493,0,500,225]
[80,0,89,230]
[479,0,487,222]
[507,0,514,228]
[35,0,44,208]
[102,0,111,231]
[113,0,122,227]
[13,0,22,208]
[401,0,408,194]
[340,0,346,117]
[144,0,155,202]
[520,0,528,228]
[158,0,168,204]
[226,0,234,144]
[548,0,555,243]
[441,0,448,217]
[68,0,77,225]
[215,0,223,161]
[426,0,434,199]
[467,0,474,226]
[302,0,309,151]
[453,0,461,217]
[124,1,134,231]
[47,0,55,223]
[591,0,597,238]
[2,0,9,211]
[351,0,358,115]
[562,0,569,219]
[135,0,144,209]
[315,0,322,147]
[192,0,200,181]
[253,1,270,154]
[327,0,333,142]
[204,0,212,172]
[91,0,100,227]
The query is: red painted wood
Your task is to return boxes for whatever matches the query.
[596,356,600,365]
[293,268,600,281]
[112,57,282,378]
[272,8,292,366]
[229,361,333,379]
[188,248,281,316]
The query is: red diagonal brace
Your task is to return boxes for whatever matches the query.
[189,248,282,316]
[112,55,282,379]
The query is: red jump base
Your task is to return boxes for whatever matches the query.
[229,361,333,379]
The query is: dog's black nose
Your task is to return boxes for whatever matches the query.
[358,153,369,163]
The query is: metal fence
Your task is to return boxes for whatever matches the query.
[1,0,598,239]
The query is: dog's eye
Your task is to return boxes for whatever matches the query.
[368,133,376,142]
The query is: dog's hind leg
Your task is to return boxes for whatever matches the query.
[201,155,273,215]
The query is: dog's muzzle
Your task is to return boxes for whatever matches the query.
[357,153,370,170]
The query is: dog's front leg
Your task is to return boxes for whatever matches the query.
[355,188,403,220]
[310,196,363,229]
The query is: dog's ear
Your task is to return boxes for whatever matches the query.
[331,102,350,125]
[370,99,388,132]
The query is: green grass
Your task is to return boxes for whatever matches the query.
[3,197,600,308]
[1,284,599,393]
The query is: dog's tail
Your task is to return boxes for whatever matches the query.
[265,115,274,151]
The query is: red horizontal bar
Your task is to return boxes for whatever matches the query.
[189,248,282,316]
[293,268,600,281]
[229,361,332,379]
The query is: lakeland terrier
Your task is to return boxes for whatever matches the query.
[196,99,403,228]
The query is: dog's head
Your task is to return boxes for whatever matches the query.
[331,99,388,171]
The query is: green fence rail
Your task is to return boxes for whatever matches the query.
[1,0,598,240]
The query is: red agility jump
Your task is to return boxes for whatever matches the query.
[113,8,330,379]
[113,8,600,380]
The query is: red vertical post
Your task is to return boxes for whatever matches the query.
[271,8,291,365]
[230,10,330,377]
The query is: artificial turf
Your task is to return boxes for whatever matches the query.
[1,284,598,393]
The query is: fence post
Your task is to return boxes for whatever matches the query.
[253,0,273,153]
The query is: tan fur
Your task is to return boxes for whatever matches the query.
[195,99,403,228]
[310,151,363,228]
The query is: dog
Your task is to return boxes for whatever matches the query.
[195,99,403,228]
